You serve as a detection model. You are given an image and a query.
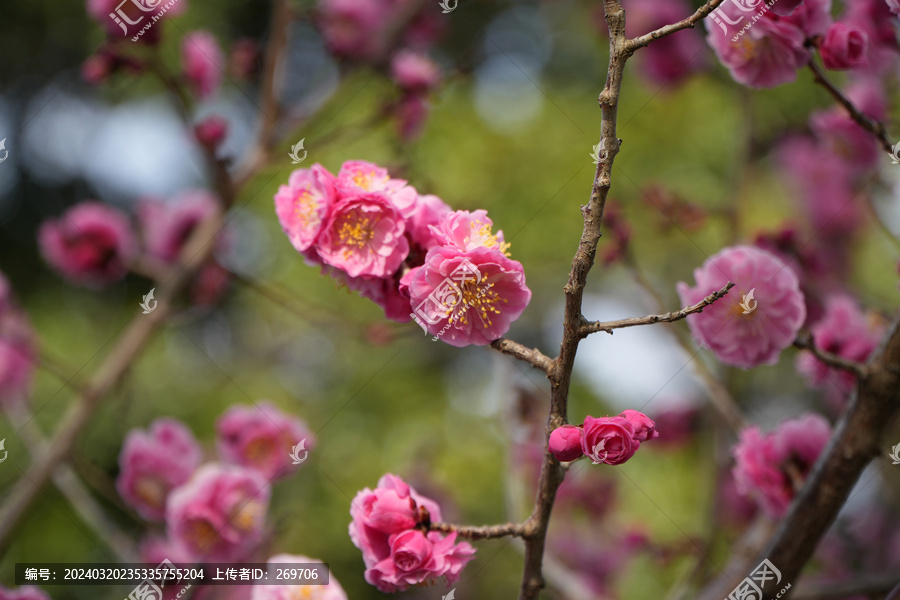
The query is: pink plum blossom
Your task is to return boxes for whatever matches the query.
[773,0,832,37]
[677,245,806,368]
[549,426,584,462]
[820,23,869,70]
[0,586,51,600]
[274,164,337,257]
[216,402,315,480]
[407,245,531,347]
[705,5,808,88]
[317,0,392,61]
[117,418,202,521]
[406,194,452,253]
[768,0,804,17]
[349,474,475,593]
[581,416,639,465]
[624,0,708,86]
[39,201,137,285]
[797,295,883,396]
[193,115,229,150]
[333,160,417,216]
[182,31,225,99]
[138,191,221,264]
[167,463,271,561]
[619,409,659,442]
[316,192,410,278]
[429,209,510,254]
[251,555,347,600]
[732,413,831,517]
[390,51,441,91]
[846,0,898,72]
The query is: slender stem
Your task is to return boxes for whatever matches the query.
[429,521,527,541]
[490,339,555,375]
[581,282,734,337]
[626,0,724,51]
[793,333,867,378]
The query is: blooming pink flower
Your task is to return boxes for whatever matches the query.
[216,402,315,480]
[773,0,832,37]
[274,164,337,257]
[677,245,806,368]
[706,7,808,88]
[316,192,409,278]
[408,246,531,347]
[624,0,708,86]
[846,0,898,72]
[549,426,585,462]
[732,413,831,517]
[39,201,137,285]
[0,585,51,600]
[193,115,229,150]
[333,160,417,216]
[390,51,441,91]
[581,416,639,465]
[182,31,225,99]
[820,23,868,69]
[167,463,271,561]
[251,554,348,600]
[429,210,510,254]
[768,0,804,16]
[619,409,659,442]
[406,194,452,252]
[139,191,221,264]
[797,295,882,395]
[117,418,202,521]
[349,474,475,593]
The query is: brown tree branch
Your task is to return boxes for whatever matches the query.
[807,59,892,153]
[626,0,725,52]
[697,315,900,600]
[581,282,734,337]
[490,338,555,375]
[793,333,867,378]
[429,521,527,541]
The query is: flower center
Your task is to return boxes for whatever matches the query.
[394,550,422,572]
[292,189,321,229]
[337,210,378,256]
[351,170,389,191]
[465,220,511,255]
[232,499,263,531]
[450,280,506,328]
[288,586,320,600]
[134,476,167,509]
[187,518,218,548]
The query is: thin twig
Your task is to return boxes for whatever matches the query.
[626,0,725,52]
[581,282,734,337]
[490,339,555,375]
[793,333,867,378]
[807,59,892,153]
[429,521,527,541]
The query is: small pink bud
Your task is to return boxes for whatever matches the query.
[193,115,228,150]
[549,425,584,462]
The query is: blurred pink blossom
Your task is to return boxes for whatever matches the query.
[182,31,225,99]
[349,474,475,593]
[0,585,51,600]
[820,23,869,70]
[216,402,315,480]
[0,272,36,405]
[624,0,708,86]
[317,0,392,60]
[797,295,883,395]
[167,463,271,561]
[193,115,229,150]
[395,93,430,142]
[117,418,202,521]
[390,51,441,91]
[845,0,899,72]
[678,246,806,368]
[251,554,347,600]
[407,245,531,346]
[732,413,831,517]
[39,201,137,286]
[138,190,220,264]
[406,193,452,253]
[774,0,832,36]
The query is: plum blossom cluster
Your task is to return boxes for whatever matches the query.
[549,410,659,464]
[732,413,831,517]
[677,245,806,369]
[0,270,37,406]
[705,0,893,88]
[349,474,475,592]
[38,192,230,305]
[275,160,531,347]
[116,403,314,562]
